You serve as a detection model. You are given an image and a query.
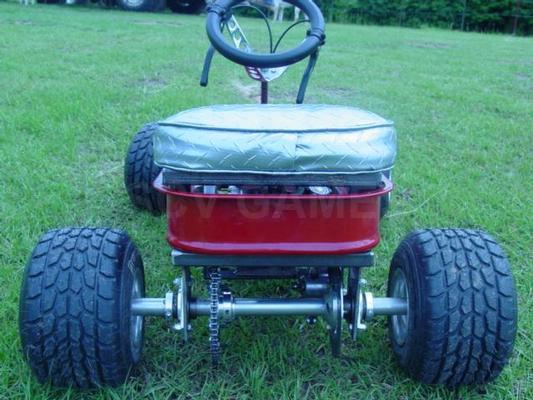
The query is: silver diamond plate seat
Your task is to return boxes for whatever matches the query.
[154,104,396,181]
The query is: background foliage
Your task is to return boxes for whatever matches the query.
[1,3,532,399]
[318,0,533,35]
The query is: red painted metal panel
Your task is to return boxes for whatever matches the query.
[155,176,392,255]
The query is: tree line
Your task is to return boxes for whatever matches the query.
[316,0,532,35]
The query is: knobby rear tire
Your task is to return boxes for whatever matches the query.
[19,228,145,388]
[388,228,517,387]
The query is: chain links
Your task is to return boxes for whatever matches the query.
[207,268,222,366]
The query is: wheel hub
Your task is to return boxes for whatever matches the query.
[129,262,144,362]
[390,268,409,346]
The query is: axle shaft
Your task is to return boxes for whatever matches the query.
[373,297,408,316]
[362,292,408,320]
[131,295,407,318]
[131,298,169,316]
[191,297,327,317]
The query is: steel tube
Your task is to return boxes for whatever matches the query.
[131,298,167,316]
[372,297,408,316]
[235,298,327,316]
[191,298,327,317]
[261,81,268,104]
[132,296,407,318]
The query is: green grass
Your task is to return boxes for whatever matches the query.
[1,3,532,399]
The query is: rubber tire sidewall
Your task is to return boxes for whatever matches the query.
[19,228,146,387]
[387,229,517,387]
[387,238,425,375]
[119,237,145,365]
[124,123,166,215]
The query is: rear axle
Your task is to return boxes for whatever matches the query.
[130,293,408,321]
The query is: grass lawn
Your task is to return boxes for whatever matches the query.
[1,3,532,399]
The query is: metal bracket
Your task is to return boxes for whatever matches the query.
[355,279,368,334]
[363,291,374,321]
[166,268,192,341]
[164,292,174,321]
[171,250,374,268]
[226,15,288,82]
[347,268,359,339]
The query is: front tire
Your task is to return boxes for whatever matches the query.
[19,228,145,388]
[388,229,517,387]
[124,123,166,215]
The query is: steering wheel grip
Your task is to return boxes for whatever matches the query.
[206,0,325,68]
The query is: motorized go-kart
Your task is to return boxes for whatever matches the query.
[19,0,517,389]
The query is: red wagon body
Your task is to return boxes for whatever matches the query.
[155,176,392,255]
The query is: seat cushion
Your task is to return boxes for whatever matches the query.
[154,104,396,175]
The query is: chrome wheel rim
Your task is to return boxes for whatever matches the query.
[390,268,409,346]
[130,270,144,360]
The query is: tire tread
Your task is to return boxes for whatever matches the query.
[19,228,136,388]
[392,228,517,387]
[124,124,165,215]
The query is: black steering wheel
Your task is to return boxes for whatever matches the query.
[206,0,325,69]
